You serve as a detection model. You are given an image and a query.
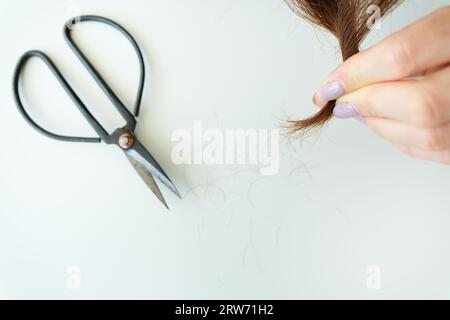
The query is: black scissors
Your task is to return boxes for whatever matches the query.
[13,15,181,209]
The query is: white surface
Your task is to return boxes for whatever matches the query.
[1,0,450,299]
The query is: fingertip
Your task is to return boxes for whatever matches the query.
[312,92,326,108]
[320,80,345,102]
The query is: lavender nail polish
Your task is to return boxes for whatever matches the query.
[333,103,358,119]
[319,80,345,102]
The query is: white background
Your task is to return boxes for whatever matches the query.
[1,0,450,299]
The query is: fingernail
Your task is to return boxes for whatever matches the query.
[333,103,358,119]
[318,80,345,102]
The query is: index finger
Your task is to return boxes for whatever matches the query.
[314,6,450,106]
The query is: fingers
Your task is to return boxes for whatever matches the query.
[366,117,450,151]
[397,145,450,165]
[313,6,450,107]
[330,66,450,166]
[333,65,450,127]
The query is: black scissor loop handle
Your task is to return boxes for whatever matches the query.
[13,15,146,144]
[64,15,146,125]
[13,50,104,143]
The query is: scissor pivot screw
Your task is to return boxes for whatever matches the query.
[118,133,134,150]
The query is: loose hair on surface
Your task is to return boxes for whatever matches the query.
[287,0,402,135]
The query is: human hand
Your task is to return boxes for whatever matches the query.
[312,6,450,165]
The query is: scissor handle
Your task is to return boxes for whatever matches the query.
[64,15,146,130]
[13,15,146,145]
[13,50,105,143]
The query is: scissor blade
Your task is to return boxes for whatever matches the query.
[126,153,169,209]
[126,140,182,199]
